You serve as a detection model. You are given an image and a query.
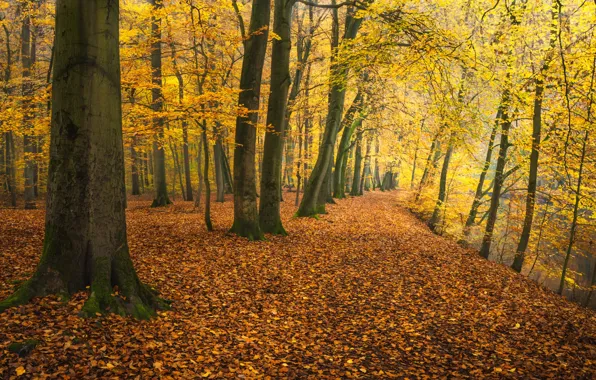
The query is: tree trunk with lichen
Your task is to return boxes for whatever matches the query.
[259,0,292,236]
[230,0,270,240]
[0,0,167,319]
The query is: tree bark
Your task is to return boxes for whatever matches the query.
[297,5,363,216]
[0,0,167,318]
[465,112,499,227]
[350,132,363,196]
[230,0,270,239]
[150,0,171,207]
[429,133,455,232]
[259,0,294,235]
[480,96,512,259]
[22,11,36,209]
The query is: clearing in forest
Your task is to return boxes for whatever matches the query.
[0,192,594,378]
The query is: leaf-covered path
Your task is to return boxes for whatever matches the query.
[1,191,594,378]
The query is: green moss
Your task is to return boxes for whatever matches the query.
[8,339,39,357]
[0,280,37,313]
[229,220,265,241]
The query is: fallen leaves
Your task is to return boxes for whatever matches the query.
[0,191,594,378]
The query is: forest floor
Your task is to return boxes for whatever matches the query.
[0,191,594,379]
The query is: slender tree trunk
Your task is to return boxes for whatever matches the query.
[465,113,500,227]
[297,6,363,216]
[480,96,512,259]
[333,89,365,198]
[201,123,213,231]
[131,140,141,196]
[0,0,166,318]
[259,0,294,235]
[363,137,372,191]
[214,136,225,202]
[150,0,171,207]
[350,132,363,196]
[22,12,37,209]
[511,80,544,272]
[429,134,455,232]
[195,139,203,209]
[230,0,270,239]
[559,130,589,295]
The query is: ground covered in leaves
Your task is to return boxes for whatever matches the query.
[0,191,594,378]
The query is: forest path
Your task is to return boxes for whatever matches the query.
[0,191,594,378]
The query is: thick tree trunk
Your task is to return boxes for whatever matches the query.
[230,0,270,239]
[0,0,166,318]
[150,0,171,207]
[259,0,293,235]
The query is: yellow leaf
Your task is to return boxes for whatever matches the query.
[513,323,521,329]
[201,370,211,377]
[16,367,26,376]
[153,361,163,369]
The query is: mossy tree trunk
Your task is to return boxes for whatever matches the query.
[297,6,363,217]
[0,0,166,319]
[333,89,365,199]
[230,0,270,240]
[259,0,295,236]
[150,0,171,207]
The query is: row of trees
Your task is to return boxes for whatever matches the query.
[0,0,594,315]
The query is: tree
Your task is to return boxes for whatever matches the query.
[0,0,166,318]
[229,0,271,240]
[297,4,364,216]
[259,0,296,235]
[149,0,171,208]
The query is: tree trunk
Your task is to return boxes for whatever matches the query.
[214,136,226,202]
[131,140,141,196]
[259,0,294,235]
[480,96,512,259]
[559,130,589,295]
[511,79,544,272]
[22,12,37,209]
[429,133,455,232]
[363,137,372,191]
[333,89,365,198]
[150,0,171,207]
[201,123,213,231]
[465,112,499,227]
[297,6,363,217]
[229,0,270,240]
[350,133,363,196]
[0,0,166,318]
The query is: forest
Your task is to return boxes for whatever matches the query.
[0,0,595,378]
